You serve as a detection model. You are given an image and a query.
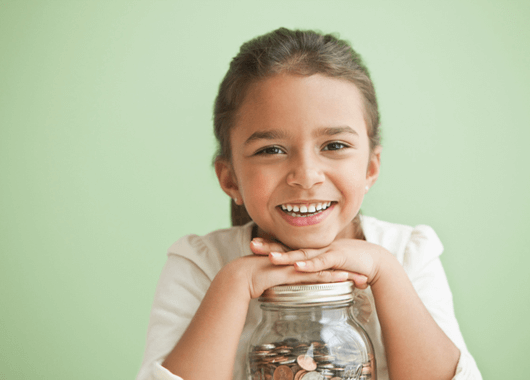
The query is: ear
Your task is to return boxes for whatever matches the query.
[365,145,382,190]
[215,159,243,205]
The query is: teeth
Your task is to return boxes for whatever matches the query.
[280,202,333,215]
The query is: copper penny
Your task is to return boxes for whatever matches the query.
[362,364,372,374]
[296,355,317,371]
[273,365,294,380]
[294,370,307,380]
[290,364,302,373]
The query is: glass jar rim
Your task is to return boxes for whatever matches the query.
[259,281,354,306]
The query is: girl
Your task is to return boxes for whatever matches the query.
[137,28,481,380]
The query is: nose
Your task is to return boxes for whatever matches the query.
[286,151,325,189]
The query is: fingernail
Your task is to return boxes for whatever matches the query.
[252,239,263,247]
[295,261,306,267]
[270,252,281,258]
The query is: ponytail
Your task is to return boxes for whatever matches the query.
[231,200,253,226]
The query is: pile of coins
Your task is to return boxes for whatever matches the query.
[248,338,373,380]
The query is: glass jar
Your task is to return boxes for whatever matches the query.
[247,281,375,380]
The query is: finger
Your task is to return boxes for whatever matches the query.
[250,238,290,255]
[268,247,323,265]
[350,272,369,289]
[302,269,350,283]
[294,251,339,272]
[294,255,371,289]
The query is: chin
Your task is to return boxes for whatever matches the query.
[279,234,335,250]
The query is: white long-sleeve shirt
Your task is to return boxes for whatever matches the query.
[136,215,482,379]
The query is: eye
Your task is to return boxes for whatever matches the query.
[323,142,349,151]
[255,146,286,155]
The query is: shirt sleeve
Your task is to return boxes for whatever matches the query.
[403,225,482,380]
[136,237,214,380]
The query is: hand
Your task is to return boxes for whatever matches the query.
[250,238,391,289]
[224,247,351,300]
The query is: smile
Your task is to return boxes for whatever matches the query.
[279,202,333,217]
[277,202,335,227]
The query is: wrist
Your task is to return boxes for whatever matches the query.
[370,247,402,288]
[215,258,253,302]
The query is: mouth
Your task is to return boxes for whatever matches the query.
[278,201,334,217]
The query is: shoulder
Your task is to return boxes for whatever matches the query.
[166,222,255,279]
[361,215,444,266]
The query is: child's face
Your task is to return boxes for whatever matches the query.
[217,73,381,249]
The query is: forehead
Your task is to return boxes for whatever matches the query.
[234,73,368,138]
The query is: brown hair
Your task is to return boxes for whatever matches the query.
[213,27,381,227]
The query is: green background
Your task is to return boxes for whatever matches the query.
[1,1,529,379]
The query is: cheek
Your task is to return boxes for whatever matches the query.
[336,162,367,190]
[240,167,276,202]
[333,163,367,209]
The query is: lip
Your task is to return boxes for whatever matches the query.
[277,200,332,206]
[277,202,335,227]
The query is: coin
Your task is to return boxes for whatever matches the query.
[297,355,317,371]
[253,350,273,357]
[279,357,297,365]
[258,343,277,350]
[271,356,289,363]
[294,370,307,380]
[250,338,373,380]
[301,372,323,380]
[318,369,334,377]
[273,365,294,380]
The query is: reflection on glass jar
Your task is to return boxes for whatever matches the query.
[247,282,375,380]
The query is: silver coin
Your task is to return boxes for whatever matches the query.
[301,372,324,380]
[253,350,273,357]
[279,357,297,365]
[258,343,276,350]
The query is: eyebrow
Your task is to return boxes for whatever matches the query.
[244,130,288,145]
[315,126,359,137]
[244,126,358,146]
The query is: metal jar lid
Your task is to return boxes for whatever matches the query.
[259,281,354,306]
